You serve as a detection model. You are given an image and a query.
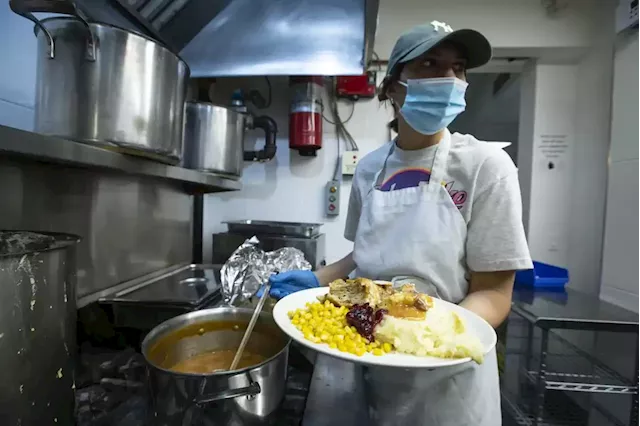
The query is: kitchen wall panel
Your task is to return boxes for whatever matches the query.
[0,3,37,130]
[0,158,193,305]
[600,30,639,312]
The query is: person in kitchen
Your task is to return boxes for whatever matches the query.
[267,20,532,426]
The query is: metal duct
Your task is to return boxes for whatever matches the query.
[105,0,379,77]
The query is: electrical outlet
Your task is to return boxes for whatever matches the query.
[325,180,340,216]
[616,0,638,33]
[342,151,359,175]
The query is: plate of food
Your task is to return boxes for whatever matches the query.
[272,278,497,368]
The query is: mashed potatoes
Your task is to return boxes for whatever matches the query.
[375,305,484,364]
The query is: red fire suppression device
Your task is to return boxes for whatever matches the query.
[289,76,324,156]
[336,72,377,100]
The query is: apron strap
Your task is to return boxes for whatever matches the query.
[427,129,452,192]
[373,142,396,190]
[373,130,453,192]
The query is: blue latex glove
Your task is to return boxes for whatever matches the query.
[256,270,320,300]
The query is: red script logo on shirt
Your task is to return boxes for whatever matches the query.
[445,181,468,209]
[379,168,468,209]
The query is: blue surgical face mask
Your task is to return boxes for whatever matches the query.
[397,77,468,135]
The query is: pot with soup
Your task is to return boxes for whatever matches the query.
[142,307,290,425]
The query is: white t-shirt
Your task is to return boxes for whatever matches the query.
[344,131,533,272]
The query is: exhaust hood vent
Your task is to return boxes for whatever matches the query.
[109,0,379,77]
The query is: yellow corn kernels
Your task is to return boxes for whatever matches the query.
[288,301,393,356]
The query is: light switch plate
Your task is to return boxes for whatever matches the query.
[342,150,359,175]
[616,0,638,33]
[325,180,340,216]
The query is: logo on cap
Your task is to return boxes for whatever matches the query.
[431,20,453,33]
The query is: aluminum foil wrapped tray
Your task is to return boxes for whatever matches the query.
[220,236,311,305]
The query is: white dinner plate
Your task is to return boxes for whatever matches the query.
[272,287,497,369]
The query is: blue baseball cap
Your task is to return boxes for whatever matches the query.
[386,20,492,77]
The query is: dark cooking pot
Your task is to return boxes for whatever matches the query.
[142,307,291,426]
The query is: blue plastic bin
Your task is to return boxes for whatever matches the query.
[515,261,569,289]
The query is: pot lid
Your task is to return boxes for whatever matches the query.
[0,230,80,258]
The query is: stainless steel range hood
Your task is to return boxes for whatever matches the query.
[104,0,379,77]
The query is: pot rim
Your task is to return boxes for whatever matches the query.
[0,230,81,259]
[185,101,246,115]
[141,307,291,377]
[33,16,191,76]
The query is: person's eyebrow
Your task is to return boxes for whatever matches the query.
[423,52,468,63]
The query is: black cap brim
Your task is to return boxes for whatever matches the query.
[399,28,492,70]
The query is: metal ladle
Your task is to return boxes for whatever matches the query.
[229,280,273,371]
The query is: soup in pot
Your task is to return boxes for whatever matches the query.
[170,349,266,374]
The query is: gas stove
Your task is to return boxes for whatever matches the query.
[79,263,312,425]
[75,345,313,426]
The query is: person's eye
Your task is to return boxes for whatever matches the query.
[423,59,436,68]
[453,63,467,73]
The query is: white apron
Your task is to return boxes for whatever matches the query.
[353,130,502,426]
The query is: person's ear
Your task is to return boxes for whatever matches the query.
[378,76,391,101]
[386,80,403,109]
[386,81,398,101]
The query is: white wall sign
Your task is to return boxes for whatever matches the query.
[538,134,569,161]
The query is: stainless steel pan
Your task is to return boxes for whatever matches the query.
[225,220,322,238]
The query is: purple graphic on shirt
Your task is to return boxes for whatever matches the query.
[379,168,431,191]
[379,168,470,210]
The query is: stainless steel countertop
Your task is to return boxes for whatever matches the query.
[0,125,241,194]
[512,288,639,331]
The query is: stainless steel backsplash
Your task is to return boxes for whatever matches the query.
[0,158,193,305]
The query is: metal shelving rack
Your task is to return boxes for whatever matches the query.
[526,370,636,394]
[0,125,242,194]
[503,385,593,426]
[501,298,639,426]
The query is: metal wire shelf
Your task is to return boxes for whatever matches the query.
[534,335,634,391]
[502,378,627,426]
[525,370,638,394]
[505,319,637,394]
[500,314,638,426]
[502,386,592,426]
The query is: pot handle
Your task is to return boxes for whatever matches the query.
[9,0,96,61]
[244,115,278,162]
[194,381,261,405]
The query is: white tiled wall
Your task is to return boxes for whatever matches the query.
[522,65,579,270]
[608,36,640,164]
[519,56,615,294]
[0,99,35,131]
[515,0,617,293]
[600,30,639,312]
[0,3,37,130]
[516,63,536,234]
[203,75,393,264]
[566,3,616,294]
